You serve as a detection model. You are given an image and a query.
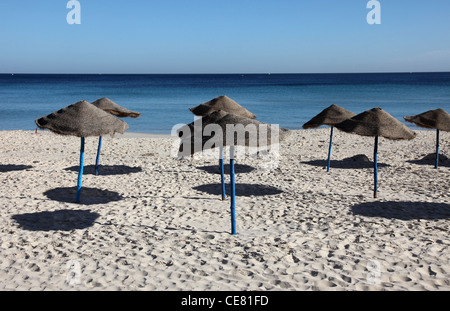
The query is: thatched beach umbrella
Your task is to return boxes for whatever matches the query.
[404,108,450,169]
[91,97,141,118]
[335,107,416,198]
[91,97,141,175]
[178,110,229,200]
[35,100,129,202]
[189,95,257,119]
[188,96,257,200]
[180,110,231,200]
[302,104,356,172]
[179,110,290,235]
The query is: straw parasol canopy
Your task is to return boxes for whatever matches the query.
[189,95,257,119]
[35,100,129,137]
[91,97,141,118]
[404,108,450,132]
[336,107,416,140]
[335,107,416,198]
[184,96,256,204]
[90,97,140,175]
[404,108,450,169]
[35,100,129,203]
[302,104,356,129]
[302,104,356,172]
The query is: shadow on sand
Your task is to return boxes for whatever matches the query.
[351,201,450,221]
[303,154,390,169]
[407,153,450,168]
[12,209,100,231]
[64,165,142,176]
[0,164,33,172]
[197,163,256,174]
[193,183,284,197]
[43,187,123,205]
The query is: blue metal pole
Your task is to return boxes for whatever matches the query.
[220,146,226,200]
[435,129,440,169]
[374,136,378,198]
[95,136,102,176]
[230,146,237,235]
[327,126,334,172]
[76,137,85,203]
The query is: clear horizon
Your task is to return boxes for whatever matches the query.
[3,71,450,75]
[1,1,450,74]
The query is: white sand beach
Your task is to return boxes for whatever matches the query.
[0,128,449,291]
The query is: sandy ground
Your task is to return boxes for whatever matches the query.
[0,128,449,291]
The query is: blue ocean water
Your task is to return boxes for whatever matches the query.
[1,73,450,134]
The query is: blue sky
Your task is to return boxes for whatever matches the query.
[1,0,449,73]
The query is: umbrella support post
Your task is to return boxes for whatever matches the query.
[373,136,378,199]
[220,146,226,200]
[435,129,440,169]
[76,137,85,203]
[230,146,237,235]
[327,126,333,172]
[95,136,102,176]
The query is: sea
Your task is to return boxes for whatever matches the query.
[1,72,450,134]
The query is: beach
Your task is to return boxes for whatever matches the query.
[0,128,449,291]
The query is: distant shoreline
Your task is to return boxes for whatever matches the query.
[2,71,450,75]
[0,129,173,139]
[0,127,437,139]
